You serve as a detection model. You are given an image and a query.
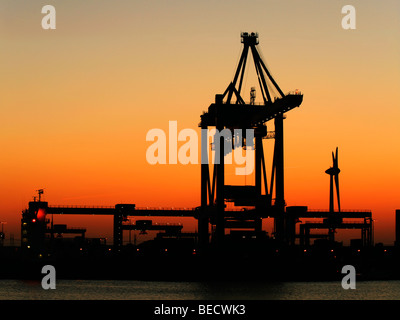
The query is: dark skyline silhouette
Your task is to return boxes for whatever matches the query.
[1,32,398,283]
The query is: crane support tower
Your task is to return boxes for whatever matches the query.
[198,32,303,249]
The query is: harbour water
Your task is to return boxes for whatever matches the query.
[1,279,400,300]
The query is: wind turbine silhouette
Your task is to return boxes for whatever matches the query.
[325,147,340,213]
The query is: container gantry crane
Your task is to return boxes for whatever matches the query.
[198,32,303,248]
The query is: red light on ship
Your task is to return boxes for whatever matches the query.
[36,208,46,222]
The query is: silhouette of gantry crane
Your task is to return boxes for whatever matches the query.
[198,32,303,248]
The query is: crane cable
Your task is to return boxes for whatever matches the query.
[231,43,243,83]
[258,46,280,99]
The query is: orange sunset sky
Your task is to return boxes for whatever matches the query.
[1,0,399,245]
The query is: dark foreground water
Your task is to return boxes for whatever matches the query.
[1,279,400,300]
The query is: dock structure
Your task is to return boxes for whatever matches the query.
[20,33,373,258]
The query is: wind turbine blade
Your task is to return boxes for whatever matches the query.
[335,174,340,212]
[335,147,339,168]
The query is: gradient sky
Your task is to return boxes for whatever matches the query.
[1,0,399,245]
